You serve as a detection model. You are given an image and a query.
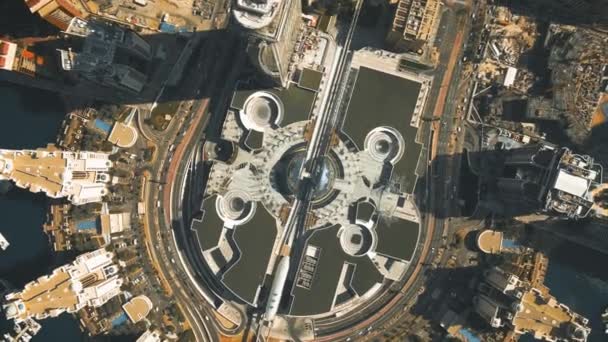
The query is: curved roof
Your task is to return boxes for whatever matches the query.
[232,0,282,30]
[477,230,503,254]
[122,295,153,323]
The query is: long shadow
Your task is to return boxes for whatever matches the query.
[408,265,483,326]
[0,0,59,37]
[419,114,608,222]
[416,145,573,221]
[584,120,608,168]
[0,3,267,108]
[494,0,608,26]
[0,30,249,105]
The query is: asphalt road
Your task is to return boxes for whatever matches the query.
[168,42,251,334]
[143,34,244,341]
[143,4,473,341]
[314,4,473,340]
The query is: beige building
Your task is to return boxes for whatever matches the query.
[100,212,132,243]
[386,0,441,53]
[3,249,123,322]
[475,267,590,341]
[108,122,138,148]
[122,295,153,323]
[25,0,86,30]
[0,145,112,205]
[0,39,58,79]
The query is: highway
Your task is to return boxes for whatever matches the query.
[142,34,245,341]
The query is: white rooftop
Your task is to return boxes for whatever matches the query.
[554,169,589,197]
[233,0,282,30]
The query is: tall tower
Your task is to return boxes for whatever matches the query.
[233,0,303,86]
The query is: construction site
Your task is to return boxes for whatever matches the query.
[25,0,230,33]
[467,2,608,147]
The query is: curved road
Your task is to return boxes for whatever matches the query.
[143,34,244,341]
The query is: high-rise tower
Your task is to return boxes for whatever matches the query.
[233,0,303,86]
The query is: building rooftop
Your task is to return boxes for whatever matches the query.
[0,145,112,205]
[122,295,153,323]
[476,266,591,341]
[512,289,589,341]
[108,122,138,148]
[233,0,282,30]
[0,40,17,71]
[480,127,606,219]
[195,51,429,322]
[100,212,131,243]
[544,148,603,219]
[387,0,441,53]
[221,205,277,305]
[477,230,503,254]
[345,51,431,193]
[136,329,162,342]
[4,249,122,322]
[58,18,150,93]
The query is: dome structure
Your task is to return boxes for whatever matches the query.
[240,91,284,132]
[364,127,405,164]
[285,152,336,201]
[217,190,256,225]
[270,146,339,205]
[339,224,375,257]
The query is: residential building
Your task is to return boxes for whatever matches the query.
[475,267,590,341]
[25,0,87,30]
[57,18,150,93]
[3,249,123,322]
[0,145,112,205]
[386,0,441,53]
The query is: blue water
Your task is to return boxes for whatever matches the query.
[76,219,98,231]
[160,22,178,33]
[502,238,520,249]
[459,328,481,342]
[95,118,112,133]
[0,82,85,341]
[112,313,128,327]
[0,82,63,277]
[544,261,608,342]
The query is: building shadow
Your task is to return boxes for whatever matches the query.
[414,145,569,221]
[494,0,608,26]
[0,0,59,38]
[0,29,251,104]
[408,265,484,327]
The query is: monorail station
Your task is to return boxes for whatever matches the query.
[191,48,432,338]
